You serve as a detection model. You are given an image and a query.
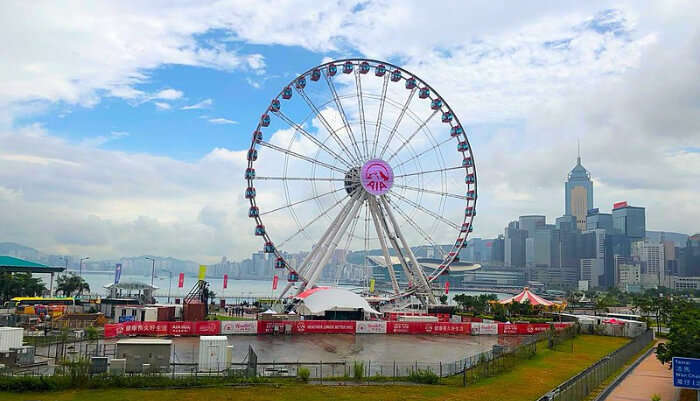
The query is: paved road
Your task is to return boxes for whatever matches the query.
[604,342,676,401]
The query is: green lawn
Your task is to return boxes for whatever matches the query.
[1,335,629,401]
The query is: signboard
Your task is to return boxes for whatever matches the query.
[673,357,700,390]
[356,321,387,334]
[194,320,221,335]
[293,320,356,334]
[445,281,449,294]
[221,320,257,335]
[471,323,498,335]
[198,265,207,280]
[178,273,184,288]
[223,274,228,289]
[272,275,278,290]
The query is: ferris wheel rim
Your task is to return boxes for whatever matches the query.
[244,58,478,300]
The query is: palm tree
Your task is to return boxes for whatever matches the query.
[55,273,90,296]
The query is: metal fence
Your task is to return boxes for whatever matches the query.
[538,329,654,401]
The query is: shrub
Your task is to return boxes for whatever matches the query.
[297,367,310,382]
[407,369,439,384]
[353,361,364,381]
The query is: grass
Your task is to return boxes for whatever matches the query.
[0,335,629,401]
[209,314,255,321]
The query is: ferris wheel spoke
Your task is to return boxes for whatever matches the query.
[294,89,361,166]
[379,87,417,159]
[370,75,390,159]
[369,196,415,288]
[393,165,463,179]
[354,69,369,160]
[392,136,452,171]
[322,70,364,163]
[393,183,467,200]
[386,110,439,163]
[385,197,447,259]
[278,194,349,249]
[256,176,347,182]
[368,197,400,294]
[387,189,461,231]
[273,110,354,170]
[258,140,347,174]
[261,187,347,216]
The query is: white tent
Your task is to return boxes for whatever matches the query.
[294,287,380,316]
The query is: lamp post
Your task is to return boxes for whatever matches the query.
[162,270,173,304]
[79,257,89,277]
[145,257,156,288]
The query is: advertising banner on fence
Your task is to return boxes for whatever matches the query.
[257,321,292,335]
[169,321,195,336]
[293,320,356,334]
[221,320,257,335]
[471,322,498,335]
[386,321,470,335]
[356,321,388,334]
[104,323,123,338]
[194,320,221,335]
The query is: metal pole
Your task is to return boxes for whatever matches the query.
[168,271,172,304]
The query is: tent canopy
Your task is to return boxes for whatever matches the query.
[294,287,380,315]
[498,287,554,307]
[0,256,65,273]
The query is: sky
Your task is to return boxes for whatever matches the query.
[0,1,698,263]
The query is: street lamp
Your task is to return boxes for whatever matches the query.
[145,257,156,288]
[160,269,173,304]
[79,257,89,277]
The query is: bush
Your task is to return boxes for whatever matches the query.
[297,367,310,382]
[407,369,439,384]
[353,361,364,381]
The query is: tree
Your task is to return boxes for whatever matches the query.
[55,273,90,296]
[656,298,699,365]
[0,272,47,302]
[439,294,448,305]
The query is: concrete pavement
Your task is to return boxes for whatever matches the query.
[604,342,676,401]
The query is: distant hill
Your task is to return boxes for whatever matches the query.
[0,242,50,264]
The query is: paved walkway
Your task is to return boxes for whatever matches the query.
[604,343,676,401]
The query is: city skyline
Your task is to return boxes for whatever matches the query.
[1,3,699,263]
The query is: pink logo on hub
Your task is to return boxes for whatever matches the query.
[361,159,394,195]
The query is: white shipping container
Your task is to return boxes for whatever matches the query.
[143,307,158,322]
[0,327,23,352]
[198,336,229,372]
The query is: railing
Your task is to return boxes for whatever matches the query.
[538,329,654,401]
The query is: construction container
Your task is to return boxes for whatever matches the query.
[142,307,158,322]
[0,327,23,352]
[157,306,176,321]
[198,336,230,372]
[183,303,206,321]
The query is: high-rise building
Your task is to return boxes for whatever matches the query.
[686,234,700,276]
[565,146,593,231]
[632,240,665,288]
[612,202,646,239]
[518,215,546,237]
[586,209,613,231]
[556,215,577,233]
[504,221,527,268]
[491,235,505,266]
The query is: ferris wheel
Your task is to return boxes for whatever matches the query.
[244,59,477,305]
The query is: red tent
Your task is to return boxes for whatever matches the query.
[498,287,554,307]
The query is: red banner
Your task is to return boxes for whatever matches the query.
[272,275,278,290]
[293,320,356,334]
[445,281,450,294]
[223,274,228,289]
[178,272,184,288]
[194,320,221,335]
[257,321,293,335]
[386,321,470,335]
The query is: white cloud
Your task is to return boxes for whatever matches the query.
[208,118,238,125]
[79,131,129,148]
[153,89,183,100]
[154,102,171,110]
[181,98,213,110]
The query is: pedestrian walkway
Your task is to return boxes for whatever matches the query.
[604,342,675,401]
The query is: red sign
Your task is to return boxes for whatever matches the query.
[293,320,356,334]
[223,274,228,289]
[194,320,221,335]
[613,201,628,210]
[168,321,194,336]
[445,281,450,294]
[178,272,184,288]
[257,321,292,334]
[272,275,278,290]
[386,321,470,335]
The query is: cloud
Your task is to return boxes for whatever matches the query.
[181,98,213,110]
[208,117,238,125]
[79,131,129,148]
[153,89,183,100]
[154,102,171,110]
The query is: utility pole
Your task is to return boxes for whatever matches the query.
[79,257,89,277]
[145,257,157,288]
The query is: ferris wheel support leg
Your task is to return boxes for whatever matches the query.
[380,195,436,305]
[368,197,400,295]
[302,193,365,293]
[296,193,357,281]
[373,197,415,291]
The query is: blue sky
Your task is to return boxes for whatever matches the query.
[0,1,698,262]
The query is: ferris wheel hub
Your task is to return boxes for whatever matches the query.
[360,159,394,196]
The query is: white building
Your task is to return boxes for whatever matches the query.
[632,241,665,288]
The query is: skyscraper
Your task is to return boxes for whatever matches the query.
[612,202,646,240]
[565,145,593,231]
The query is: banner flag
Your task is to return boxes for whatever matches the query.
[178,272,184,288]
[369,278,375,293]
[198,265,207,281]
[445,281,450,294]
[272,275,279,290]
[223,274,228,289]
[114,263,122,284]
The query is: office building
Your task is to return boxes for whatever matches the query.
[518,215,546,237]
[586,209,613,231]
[612,202,646,240]
[632,241,665,288]
[504,221,527,268]
[686,234,700,277]
[556,215,577,233]
[565,147,594,231]
[491,235,505,265]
